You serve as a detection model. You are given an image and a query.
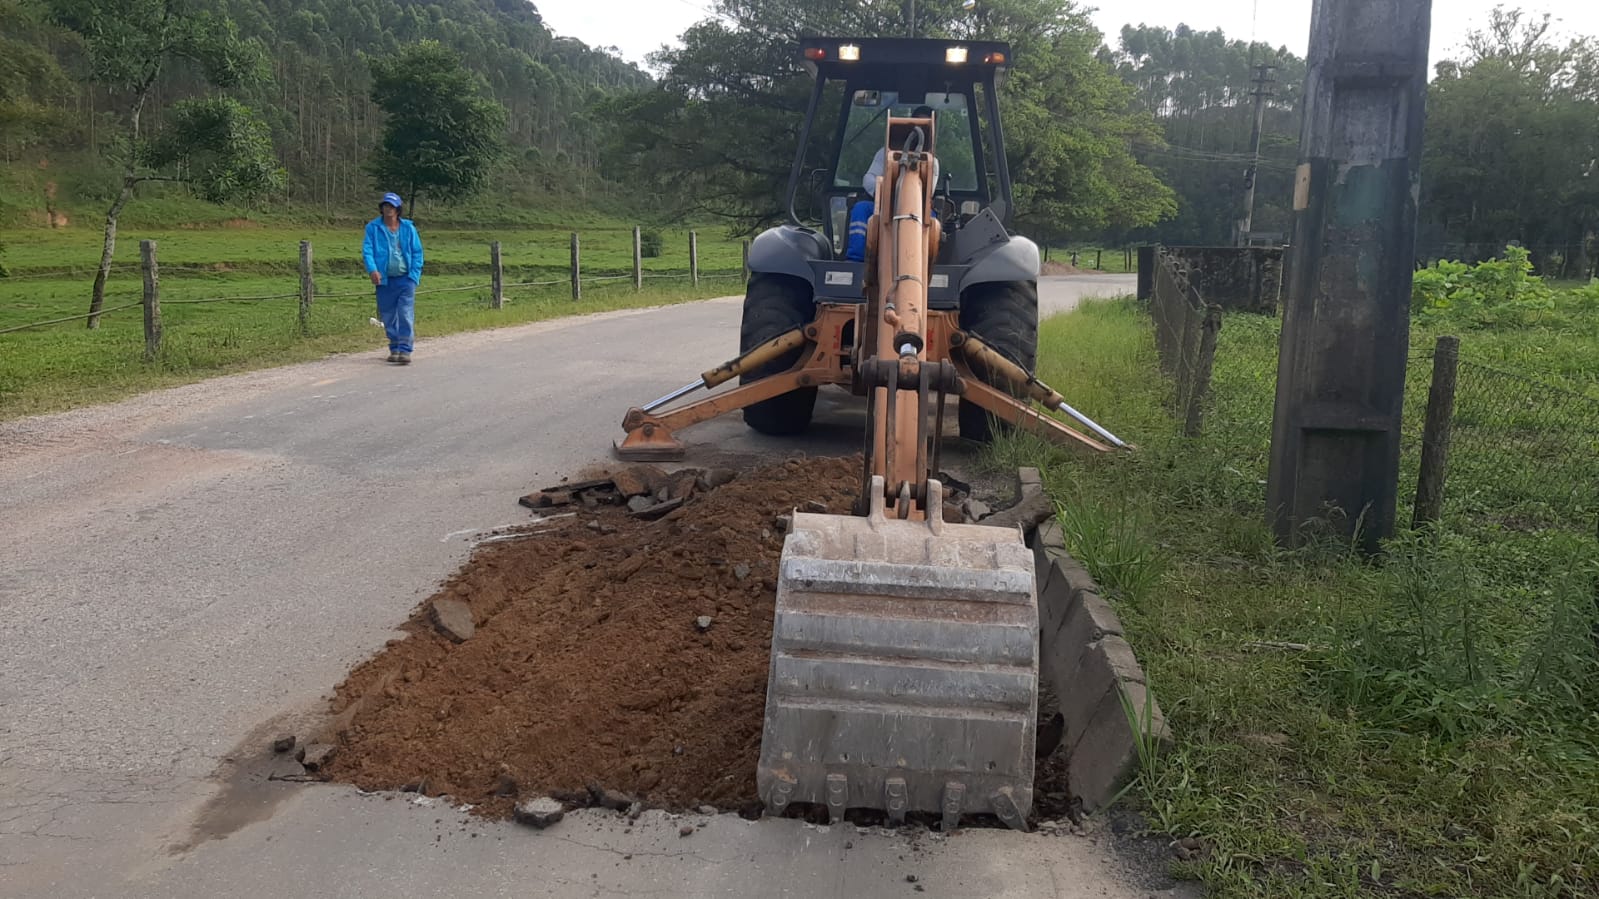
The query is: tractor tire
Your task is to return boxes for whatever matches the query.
[957,279,1039,443]
[740,274,819,436]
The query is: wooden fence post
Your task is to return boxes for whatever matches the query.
[1412,335,1461,528]
[1096,249,1103,271]
[298,240,313,333]
[1183,305,1223,437]
[741,240,751,283]
[570,233,581,301]
[632,226,643,291]
[490,241,504,309]
[689,231,699,287]
[141,240,161,361]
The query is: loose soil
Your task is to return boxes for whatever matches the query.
[319,453,1072,823]
[321,456,866,817]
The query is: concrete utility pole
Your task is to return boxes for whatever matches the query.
[1237,64,1277,246]
[1265,0,1433,552]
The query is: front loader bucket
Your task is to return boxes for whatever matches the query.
[757,477,1039,831]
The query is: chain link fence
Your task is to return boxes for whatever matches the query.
[1406,337,1599,536]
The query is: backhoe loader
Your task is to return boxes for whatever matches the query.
[614,37,1125,828]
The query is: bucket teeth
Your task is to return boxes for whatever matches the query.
[991,786,1028,832]
[757,477,1039,829]
[885,777,908,825]
[941,781,965,832]
[826,773,848,824]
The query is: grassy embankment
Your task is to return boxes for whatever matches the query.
[999,298,1598,897]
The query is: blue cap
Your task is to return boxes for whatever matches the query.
[380,192,403,208]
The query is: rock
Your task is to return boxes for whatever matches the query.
[962,499,992,522]
[271,734,296,754]
[513,797,566,829]
[802,500,828,513]
[732,562,751,581]
[667,473,699,501]
[610,466,665,498]
[906,874,919,883]
[298,743,337,771]
[774,514,792,533]
[1173,836,1205,860]
[697,805,717,816]
[267,757,309,781]
[698,468,738,490]
[678,824,695,838]
[637,771,661,791]
[596,789,634,811]
[627,801,644,820]
[695,616,714,632]
[632,498,684,521]
[627,495,657,514]
[542,490,575,507]
[977,490,1054,536]
[492,773,519,798]
[430,598,476,643]
[614,554,649,580]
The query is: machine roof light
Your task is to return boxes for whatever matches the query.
[804,47,827,60]
[945,46,969,64]
[838,43,861,61]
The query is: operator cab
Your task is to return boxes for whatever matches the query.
[779,37,1023,307]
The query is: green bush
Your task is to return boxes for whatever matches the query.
[1412,245,1597,327]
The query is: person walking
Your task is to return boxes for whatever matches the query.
[362,192,424,364]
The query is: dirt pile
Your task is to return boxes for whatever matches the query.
[320,456,866,817]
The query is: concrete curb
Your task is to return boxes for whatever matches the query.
[1031,517,1172,812]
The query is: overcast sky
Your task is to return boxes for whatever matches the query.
[534,0,1599,72]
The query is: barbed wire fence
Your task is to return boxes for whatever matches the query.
[0,226,751,347]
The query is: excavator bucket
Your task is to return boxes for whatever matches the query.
[757,477,1039,831]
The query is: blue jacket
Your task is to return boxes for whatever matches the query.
[362,218,424,286]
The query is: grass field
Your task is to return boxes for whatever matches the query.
[0,222,748,419]
[996,300,1599,898]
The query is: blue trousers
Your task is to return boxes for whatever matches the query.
[845,201,873,261]
[375,278,416,353]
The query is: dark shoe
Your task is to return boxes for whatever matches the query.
[385,351,398,363]
[396,353,411,365]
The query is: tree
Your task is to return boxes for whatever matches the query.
[365,41,508,212]
[43,0,283,328]
[0,3,76,161]
[602,0,1173,238]
[1104,24,1306,246]
[1422,8,1599,276]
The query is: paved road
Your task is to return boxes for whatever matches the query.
[0,275,1179,898]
